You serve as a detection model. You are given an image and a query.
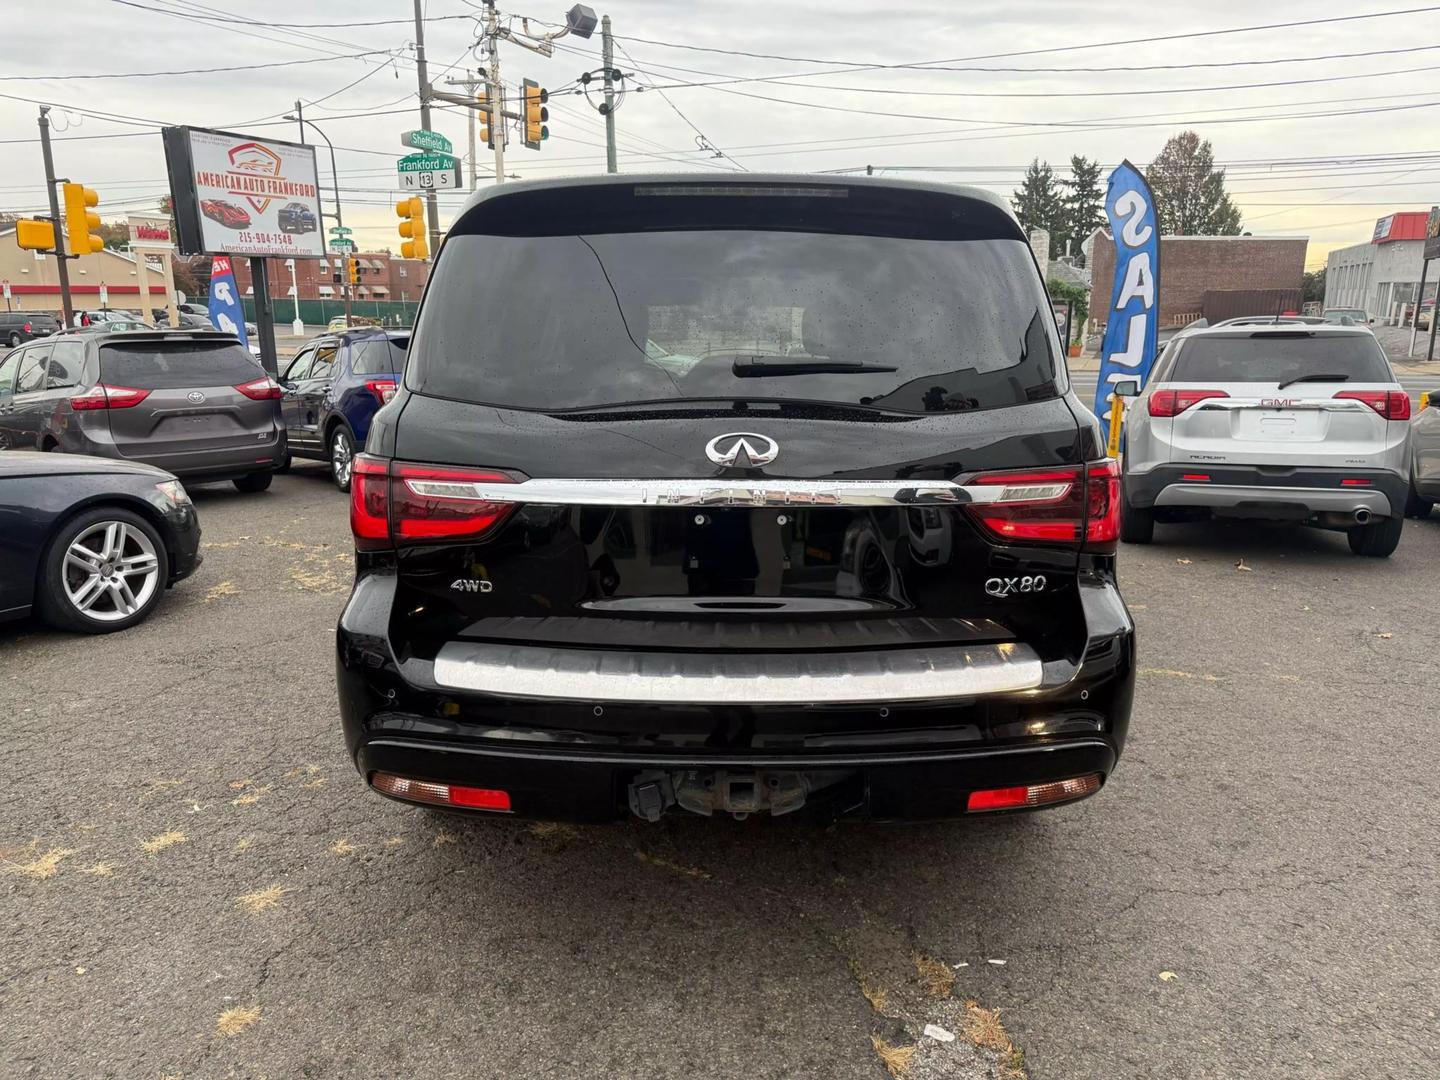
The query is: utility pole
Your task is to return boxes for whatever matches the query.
[413,0,442,247]
[291,106,352,330]
[442,71,486,190]
[484,1,506,184]
[601,15,617,173]
[37,107,74,326]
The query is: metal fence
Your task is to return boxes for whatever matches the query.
[241,298,419,328]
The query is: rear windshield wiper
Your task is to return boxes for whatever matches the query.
[732,356,898,377]
[1275,372,1350,390]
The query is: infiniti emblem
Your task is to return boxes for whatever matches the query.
[704,432,779,468]
[187,390,207,404]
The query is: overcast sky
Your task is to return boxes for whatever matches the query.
[3,0,1436,269]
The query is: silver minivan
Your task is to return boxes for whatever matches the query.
[0,330,284,492]
[1118,324,1411,557]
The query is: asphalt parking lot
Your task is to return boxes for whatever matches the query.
[3,466,1438,1079]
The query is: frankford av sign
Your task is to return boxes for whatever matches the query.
[1095,160,1160,423]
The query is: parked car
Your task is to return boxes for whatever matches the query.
[326,315,379,333]
[1323,307,1370,326]
[0,329,283,492]
[1410,300,1433,331]
[1406,392,1440,518]
[336,174,1135,823]
[200,199,251,230]
[1212,315,1326,327]
[1118,324,1411,556]
[0,451,200,632]
[277,202,318,234]
[63,318,155,334]
[176,312,214,330]
[276,328,408,492]
[0,311,59,347]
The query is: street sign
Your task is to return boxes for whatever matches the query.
[2,281,10,301]
[99,283,109,307]
[401,130,453,155]
[330,238,355,251]
[397,152,459,173]
[397,168,462,191]
[329,225,352,236]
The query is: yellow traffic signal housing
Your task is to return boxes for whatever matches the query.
[395,196,428,261]
[477,88,492,149]
[14,218,56,252]
[62,183,103,254]
[522,78,548,150]
[347,257,361,285]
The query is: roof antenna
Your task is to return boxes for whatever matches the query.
[1273,295,1283,325]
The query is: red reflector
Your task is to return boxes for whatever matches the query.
[69,383,151,410]
[1340,478,1372,487]
[235,376,282,400]
[966,773,1102,813]
[370,771,512,812]
[1148,389,1228,418]
[1181,473,1211,482]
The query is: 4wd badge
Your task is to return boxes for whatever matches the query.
[450,579,493,593]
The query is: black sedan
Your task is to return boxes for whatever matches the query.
[0,453,202,633]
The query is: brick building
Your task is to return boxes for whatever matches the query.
[1088,232,1308,329]
[230,253,430,305]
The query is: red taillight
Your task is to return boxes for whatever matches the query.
[349,456,519,550]
[1148,389,1229,417]
[350,454,391,551]
[967,461,1117,549]
[69,384,151,410]
[370,771,512,812]
[365,379,398,405]
[966,773,1102,812]
[1334,389,1410,421]
[234,376,282,400]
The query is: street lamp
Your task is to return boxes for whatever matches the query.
[284,110,351,328]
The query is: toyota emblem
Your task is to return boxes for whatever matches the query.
[186,390,207,404]
[705,432,779,468]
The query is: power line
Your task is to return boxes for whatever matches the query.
[0,49,399,81]
[107,0,479,30]
[612,40,747,172]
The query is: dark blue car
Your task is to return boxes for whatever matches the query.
[277,201,318,234]
[276,328,408,491]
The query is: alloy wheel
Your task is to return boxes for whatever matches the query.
[331,429,353,488]
[63,520,161,623]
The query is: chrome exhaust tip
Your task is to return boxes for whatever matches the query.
[1353,508,1372,525]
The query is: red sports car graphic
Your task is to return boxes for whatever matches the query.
[200,199,251,230]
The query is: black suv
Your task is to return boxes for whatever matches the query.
[337,175,1135,822]
[1,311,59,347]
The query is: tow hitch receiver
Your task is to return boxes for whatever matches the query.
[628,769,842,821]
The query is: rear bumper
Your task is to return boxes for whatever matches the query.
[1125,464,1406,519]
[63,427,286,484]
[336,573,1135,821]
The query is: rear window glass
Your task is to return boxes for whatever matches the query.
[99,342,262,388]
[411,230,1060,413]
[350,337,408,375]
[1168,333,1391,383]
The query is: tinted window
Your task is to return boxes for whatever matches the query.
[16,345,51,393]
[47,340,85,388]
[98,342,261,388]
[1169,333,1391,384]
[413,231,1059,413]
[283,347,316,381]
[350,337,408,375]
[309,344,339,379]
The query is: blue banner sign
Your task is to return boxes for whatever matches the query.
[207,255,249,347]
[1095,161,1159,422]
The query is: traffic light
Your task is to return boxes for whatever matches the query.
[14,218,56,252]
[477,88,491,149]
[347,257,361,286]
[522,78,549,150]
[62,183,103,255]
[395,196,428,261]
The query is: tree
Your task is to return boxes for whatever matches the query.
[1061,155,1105,265]
[1145,132,1242,236]
[1012,159,1069,253]
[1302,268,1327,304]
[97,221,130,250]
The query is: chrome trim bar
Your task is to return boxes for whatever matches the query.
[432,641,1044,704]
[409,477,1069,508]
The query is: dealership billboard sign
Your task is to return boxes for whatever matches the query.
[162,126,325,258]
